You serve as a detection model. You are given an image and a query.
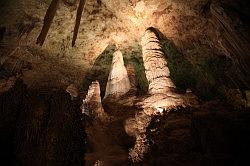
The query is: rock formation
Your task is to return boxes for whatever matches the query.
[83,81,108,121]
[141,28,175,95]
[140,28,198,112]
[104,50,131,98]
[0,79,85,166]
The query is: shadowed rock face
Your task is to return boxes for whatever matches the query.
[104,50,131,98]
[0,79,85,166]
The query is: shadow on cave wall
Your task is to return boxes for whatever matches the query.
[122,47,149,93]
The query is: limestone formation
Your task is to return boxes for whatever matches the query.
[104,50,131,98]
[140,28,198,112]
[83,81,108,121]
[141,28,175,95]
[72,0,86,46]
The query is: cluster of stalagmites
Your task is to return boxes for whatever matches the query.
[79,28,199,164]
[84,28,197,115]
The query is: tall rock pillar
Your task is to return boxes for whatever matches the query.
[141,28,175,94]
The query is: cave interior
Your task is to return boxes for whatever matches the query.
[1,0,250,165]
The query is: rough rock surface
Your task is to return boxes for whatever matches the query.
[0,0,250,165]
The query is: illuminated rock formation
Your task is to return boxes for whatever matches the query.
[141,28,175,95]
[140,28,198,112]
[104,50,131,98]
[83,81,108,121]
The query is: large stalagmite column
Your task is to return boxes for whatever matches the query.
[104,50,131,98]
[141,28,175,94]
[140,28,198,111]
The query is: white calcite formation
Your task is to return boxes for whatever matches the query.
[104,50,131,98]
[141,28,175,95]
[83,81,108,121]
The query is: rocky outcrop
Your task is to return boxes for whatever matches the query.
[142,105,250,165]
[104,50,131,98]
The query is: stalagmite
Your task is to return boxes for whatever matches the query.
[66,84,79,99]
[140,28,198,112]
[83,81,107,121]
[141,28,175,95]
[104,50,131,98]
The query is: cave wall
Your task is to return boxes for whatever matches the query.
[0,78,85,166]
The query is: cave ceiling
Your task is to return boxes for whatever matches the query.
[0,0,249,94]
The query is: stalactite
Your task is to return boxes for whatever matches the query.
[104,50,131,98]
[36,0,60,46]
[72,0,86,47]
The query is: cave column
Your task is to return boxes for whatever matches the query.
[141,28,175,94]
